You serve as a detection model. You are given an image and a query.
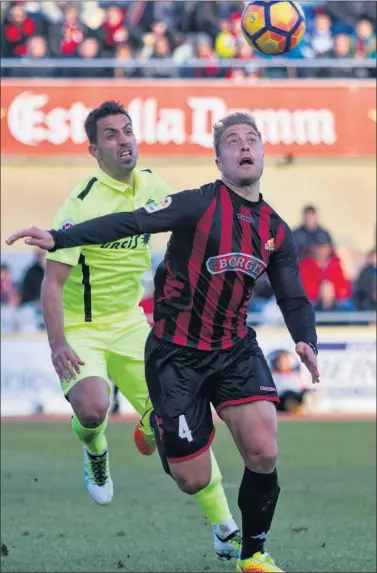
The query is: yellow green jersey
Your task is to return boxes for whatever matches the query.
[47,167,172,327]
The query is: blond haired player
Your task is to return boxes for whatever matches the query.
[24,101,241,559]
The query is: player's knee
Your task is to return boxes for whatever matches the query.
[69,378,110,428]
[169,450,212,494]
[75,397,110,428]
[175,473,211,495]
[245,444,278,474]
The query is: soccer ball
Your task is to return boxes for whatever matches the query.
[241,0,306,55]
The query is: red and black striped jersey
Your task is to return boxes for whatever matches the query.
[51,180,317,352]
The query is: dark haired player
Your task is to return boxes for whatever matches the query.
[7,112,320,573]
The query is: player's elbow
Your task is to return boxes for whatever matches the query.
[41,274,63,302]
[43,260,73,291]
[278,295,312,312]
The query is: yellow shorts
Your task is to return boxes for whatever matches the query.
[62,309,151,417]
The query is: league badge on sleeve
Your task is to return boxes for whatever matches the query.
[144,197,172,214]
[60,220,75,231]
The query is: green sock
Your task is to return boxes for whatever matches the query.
[71,413,108,455]
[194,449,233,525]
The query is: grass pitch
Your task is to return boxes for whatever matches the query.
[1,420,376,573]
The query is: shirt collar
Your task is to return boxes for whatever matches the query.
[95,167,139,194]
[220,181,264,208]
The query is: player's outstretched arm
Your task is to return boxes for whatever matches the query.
[6,190,205,251]
[267,222,320,384]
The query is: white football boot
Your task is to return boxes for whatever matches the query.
[213,521,242,559]
[83,447,113,505]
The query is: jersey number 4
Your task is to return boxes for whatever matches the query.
[178,414,193,442]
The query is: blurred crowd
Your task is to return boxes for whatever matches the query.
[248,207,376,324]
[2,208,376,333]
[1,0,376,79]
[1,249,46,333]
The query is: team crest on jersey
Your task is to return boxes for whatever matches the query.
[60,220,75,231]
[265,238,275,252]
[144,196,172,214]
[206,253,266,279]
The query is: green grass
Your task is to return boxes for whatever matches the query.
[1,421,376,573]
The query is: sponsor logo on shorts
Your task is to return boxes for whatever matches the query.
[260,386,276,392]
[144,196,172,213]
[60,220,75,231]
[206,253,266,279]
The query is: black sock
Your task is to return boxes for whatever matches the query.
[238,467,280,560]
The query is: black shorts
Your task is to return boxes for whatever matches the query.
[145,330,279,463]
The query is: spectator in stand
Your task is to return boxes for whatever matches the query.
[1,263,19,306]
[1,262,19,333]
[114,42,140,78]
[313,279,353,311]
[355,19,376,57]
[80,2,106,35]
[328,33,358,78]
[229,10,244,45]
[11,34,53,78]
[102,4,141,55]
[150,20,175,51]
[102,4,125,55]
[191,1,221,41]
[310,12,334,58]
[74,36,103,78]
[27,34,49,57]
[29,1,73,26]
[48,2,87,64]
[214,19,237,59]
[148,35,175,79]
[152,1,181,33]
[217,1,245,21]
[140,31,155,59]
[299,238,352,307]
[17,248,46,331]
[334,32,356,56]
[172,32,194,64]
[226,39,260,80]
[354,19,376,77]
[194,36,219,78]
[2,2,39,58]
[293,205,333,259]
[354,248,377,310]
[19,248,45,306]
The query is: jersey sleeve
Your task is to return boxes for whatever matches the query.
[267,221,318,352]
[50,189,210,251]
[46,197,83,267]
